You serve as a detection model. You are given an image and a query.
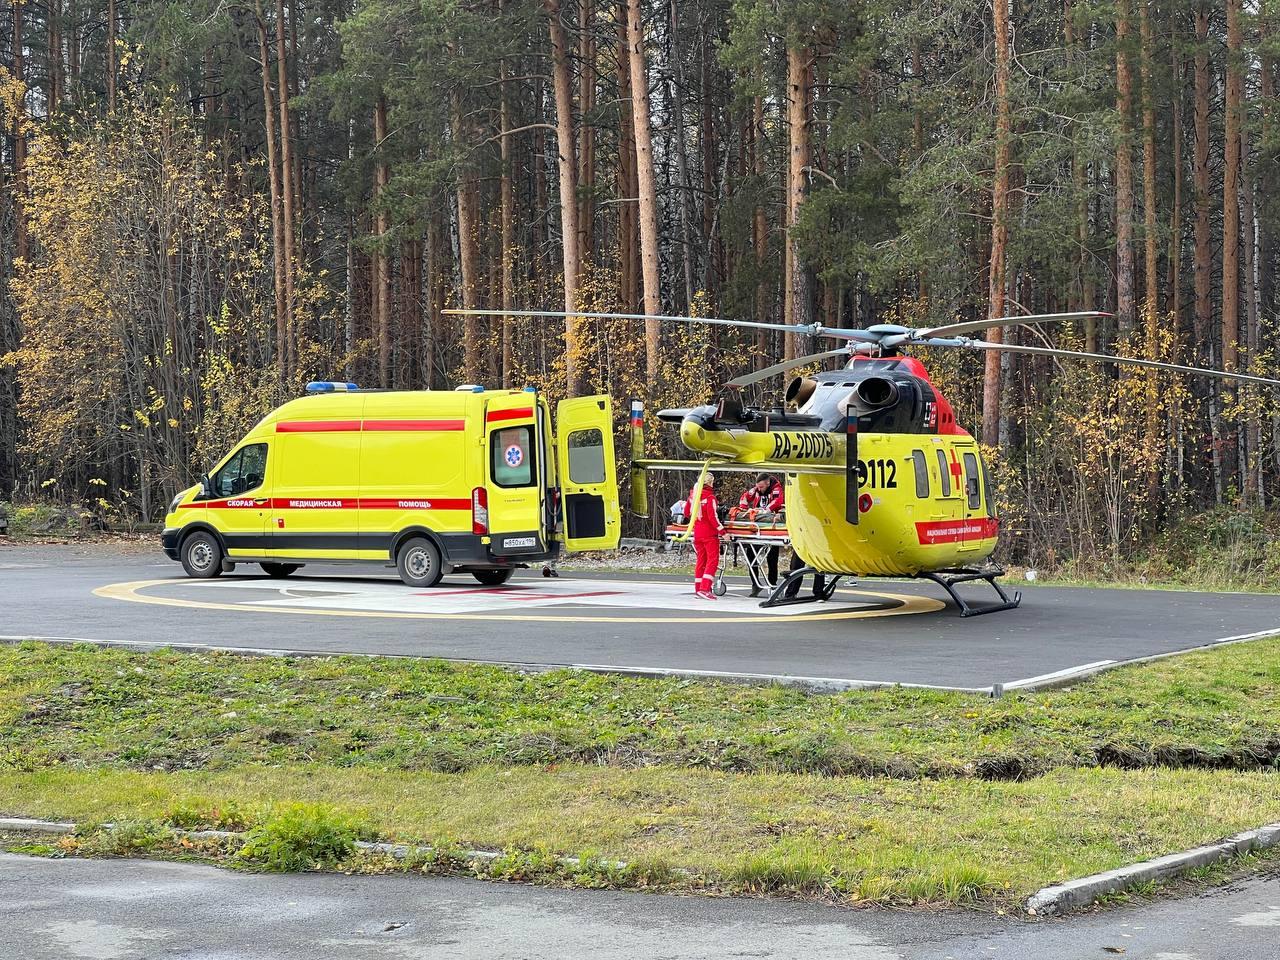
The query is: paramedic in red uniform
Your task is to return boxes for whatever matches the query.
[691,473,725,599]
[739,473,783,596]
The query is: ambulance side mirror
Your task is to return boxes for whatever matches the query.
[198,475,211,500]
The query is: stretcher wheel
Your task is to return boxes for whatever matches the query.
[712,579,727,597]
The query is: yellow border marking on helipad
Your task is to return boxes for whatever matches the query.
[93,578,945,623]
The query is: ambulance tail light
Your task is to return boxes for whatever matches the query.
[471,486,489,535]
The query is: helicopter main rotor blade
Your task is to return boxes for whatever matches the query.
[724,348,854,388]
[443,307,793,336]
[440,308,884,344]
[938,339,1280,390]
[912,311,1110,342]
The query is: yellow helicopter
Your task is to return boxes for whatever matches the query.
[448,308,1280,615]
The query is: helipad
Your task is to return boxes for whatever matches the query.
[93,575,945,623]
[5,545,1280,692]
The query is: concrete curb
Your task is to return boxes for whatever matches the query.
[1024,821,1280,915]
[0,816,628,873]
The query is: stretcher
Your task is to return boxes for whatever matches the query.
[664,513,789,597]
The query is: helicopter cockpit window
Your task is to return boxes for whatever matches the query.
[911,450,929,498]
[962,452,981,509]
[935,449,952,496]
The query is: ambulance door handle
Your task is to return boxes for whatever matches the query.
[253,498,268,505]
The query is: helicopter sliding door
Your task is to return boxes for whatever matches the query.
[959,448,995,551]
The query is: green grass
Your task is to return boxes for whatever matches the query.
[2,640,1279,780]
[1,638,1278,905]
[2,764,1278,904]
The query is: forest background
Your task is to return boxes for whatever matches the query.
[1,0,1278,580]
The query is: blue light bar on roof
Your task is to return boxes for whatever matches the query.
[305,381,360,394]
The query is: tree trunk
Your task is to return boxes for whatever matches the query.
[1223,0,1243,491]
[984,0,1012,450]
[1138,0,1159,495]
[545,0,582,395]
[373,94,392,388]
[106,0,116,111]
[274,0,298,372]
[784,43,813,362]
[1168,35,1183,347]
[668,0,696,312]
[401,237,422,388]
[452,88,482,385]
[616,14,640,313]
[1261,5,1276,326]
[1192,4,1211,367]
[627,0,661,382]
[1223,0,1242,377]
[1138,0,1158,331]
[47,0,62,110]
[1114,0,1136,338]
[753,93,770,368]
[12,0,27,264]
[500,3,515,388]
[254,0,287,373]
[578,0,596,265]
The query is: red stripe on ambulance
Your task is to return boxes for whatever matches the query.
[197,497,470,510]
[275,420,361,433]
[485,407,533,423]
[358,498,470,511]
[915,518,998,545]
[362,419,466,432]
[274,419,465,433]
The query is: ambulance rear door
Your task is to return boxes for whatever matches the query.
[555,396,620,552]
[484,393,546,557]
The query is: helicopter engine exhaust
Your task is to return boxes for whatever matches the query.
[851,376,899,411]
[785,376,818,410]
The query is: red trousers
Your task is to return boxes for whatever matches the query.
[694,538,720,593]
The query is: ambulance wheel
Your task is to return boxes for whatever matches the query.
[396,537,443,588]
[260,562,300,579]
[712,580,727,597]
[181,531,224,580]
[472,569,514,586]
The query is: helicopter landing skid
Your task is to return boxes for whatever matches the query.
[917,567,1022,617]
[759,566,843,608]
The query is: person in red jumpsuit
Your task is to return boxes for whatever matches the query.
[738,473,784,595]
[691,473,725,599]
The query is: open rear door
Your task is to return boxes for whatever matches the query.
[555,396,621,551]
[484,393,545,557]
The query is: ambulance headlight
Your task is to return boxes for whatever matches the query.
[168,492,185,514]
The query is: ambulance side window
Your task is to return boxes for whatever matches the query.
[491,426,535,488]
[935,449,952,496]
[567,429,606,484]
[208,443,268,497]
[911,449,929,498]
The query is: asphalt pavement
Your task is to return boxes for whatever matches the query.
[2,853,1277,959]
[4,543,1280,690]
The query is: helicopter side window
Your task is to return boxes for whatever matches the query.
[962,452,981,509]
[935,449,952,497]
[911,450,929,498]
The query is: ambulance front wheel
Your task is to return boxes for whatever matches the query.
[181,530,224,580]
[472,568,514,586]
[396,537,443,588]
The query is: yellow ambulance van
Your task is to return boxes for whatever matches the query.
[161,383,620,586]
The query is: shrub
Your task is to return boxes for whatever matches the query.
[234,803,372,872]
